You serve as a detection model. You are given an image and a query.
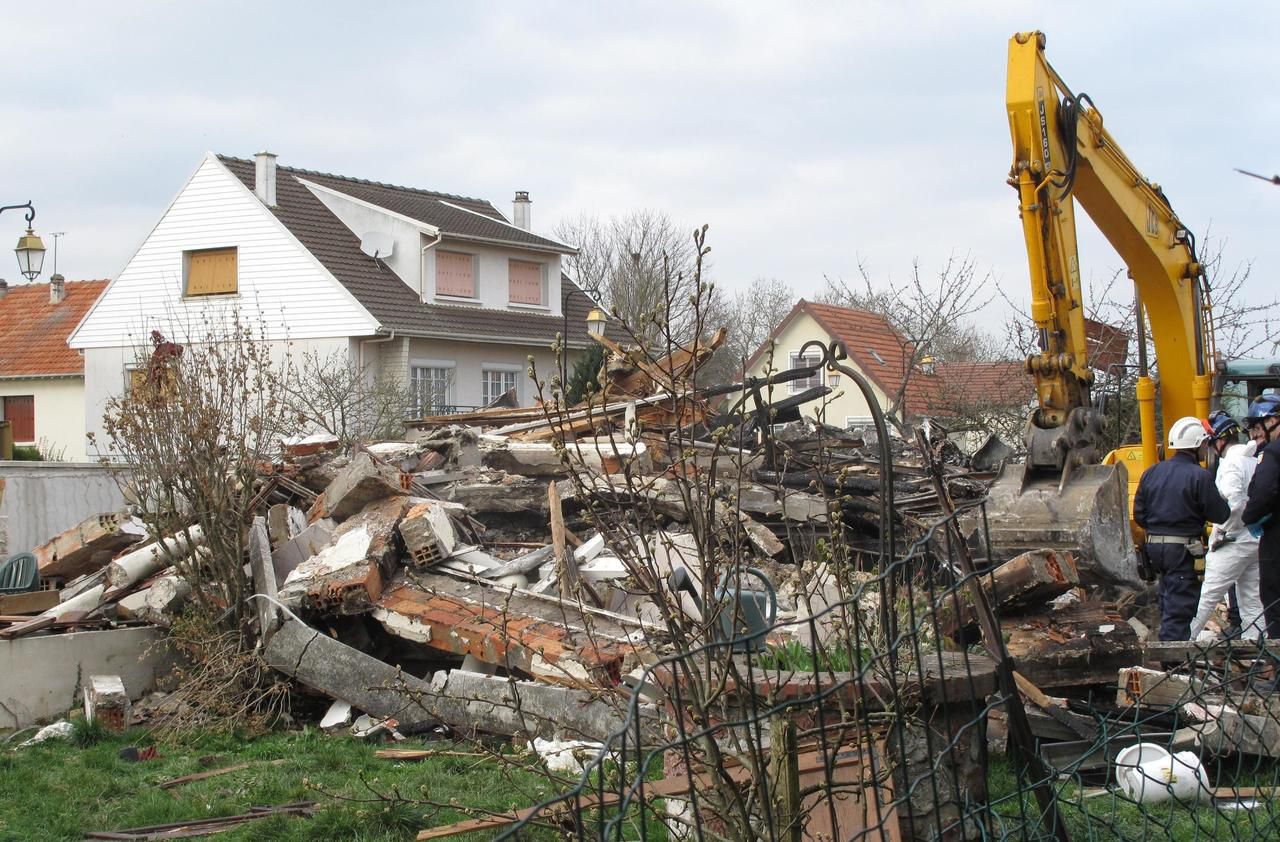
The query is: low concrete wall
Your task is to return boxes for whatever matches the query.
[0,626,174,729]
[0,461,127,555]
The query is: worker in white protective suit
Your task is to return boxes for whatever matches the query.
[1190,410,1264,641]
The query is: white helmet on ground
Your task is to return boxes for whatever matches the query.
[1167,416,1209,450]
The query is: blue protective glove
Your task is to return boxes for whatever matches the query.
[1247,514,1273,539]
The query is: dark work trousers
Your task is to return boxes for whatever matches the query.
[1261,552,1280,639]
[1150,543,1201,641]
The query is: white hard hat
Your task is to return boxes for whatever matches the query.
[1167,416,1209,450]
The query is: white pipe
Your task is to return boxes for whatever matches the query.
[106,525,205,588]
[419,233,442,301]
[358,330,397,372]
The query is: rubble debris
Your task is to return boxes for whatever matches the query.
[83,674,132,732]
[16,720,74,748]
[399,500,458,568]
[262,616,439,731]
[320,700,353,732]
[33,511,145,582]
[317,451,404,520]
[0,589,59,615]
[279,496,408,615]
[938,549,1080,634]
[373,573,638,687]
[143,575,192,625]
[271,518,335,582]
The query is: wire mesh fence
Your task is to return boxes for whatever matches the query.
[490,339,1280,842]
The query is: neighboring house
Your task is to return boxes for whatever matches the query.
[0,277,109,458]
[743,300,944,431]
[70,152,599,449]
[934,360,1036,450]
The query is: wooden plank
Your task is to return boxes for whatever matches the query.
[416,742,885,841]
[158,759,286,789]
[0,589,59,615]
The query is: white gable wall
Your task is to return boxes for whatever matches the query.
[744,312,889,428]
[69,154,379,349]
[301,178,429,295]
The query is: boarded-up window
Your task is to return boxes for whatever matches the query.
[2,395,35,442]
[185,247,238,296]
[437,251,476,298]
[508,260,543,305]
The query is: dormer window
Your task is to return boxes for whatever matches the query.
[437,250,476,298]
[508,259,545,306]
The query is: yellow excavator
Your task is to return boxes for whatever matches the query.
[984,31,1217,586]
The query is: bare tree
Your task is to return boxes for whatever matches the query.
[821,253,995,431]
[98,311,298,730]
[285,349,420,445]
[555,210,706,346]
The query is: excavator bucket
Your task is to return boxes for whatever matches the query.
[973,461,1139,588]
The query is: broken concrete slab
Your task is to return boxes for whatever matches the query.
[83,674,131,732]
[447,476,550,516]
[424,670,659,742]
[0,626,175,729]
[143,575,191,624]
[271,518,336,583]
[248,517,280,636]
[262,617,438,732]
[279,497,408,615]
[267,504,305,547]
[319,451,404,521]
[33,511,146,581]
[399,500,458,569]
[480,439,566,478]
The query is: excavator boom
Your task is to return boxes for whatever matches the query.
[982,32,1216,586]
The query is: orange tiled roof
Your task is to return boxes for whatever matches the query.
[0,280,108,377]
[936,360,1035,407]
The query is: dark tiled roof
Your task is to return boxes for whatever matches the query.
[218,156,595,347]
[0,280,108,377]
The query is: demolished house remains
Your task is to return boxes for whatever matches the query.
[4,327,1278,842]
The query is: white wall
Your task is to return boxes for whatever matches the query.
[745,312,890,428]
[81,336,354,452]
[303,179,428,295]
[69,154,378,350]
[406,337,565,409]
[424,239,564,317]
[0,378,86,458]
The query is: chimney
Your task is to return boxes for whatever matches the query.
[254,150,278,207]
[0,279,7,299]
[49,273,66,304]
[512,191,531,231]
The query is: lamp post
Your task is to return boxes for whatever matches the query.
[2,201,46,281]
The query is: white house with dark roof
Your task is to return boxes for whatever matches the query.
[70,152,598,445]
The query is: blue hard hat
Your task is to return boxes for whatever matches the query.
[1245,393,1280,424]
[1207,410,1240,439]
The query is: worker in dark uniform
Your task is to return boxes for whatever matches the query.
[1133,416,1230,641]
[1243,394,1280,637]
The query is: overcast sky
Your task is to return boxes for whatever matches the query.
[4,2,1276,342]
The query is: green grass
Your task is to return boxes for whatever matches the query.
[0,727,571,842]
[987,755,1280,841]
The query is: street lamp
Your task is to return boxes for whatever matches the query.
[586,307,607,337]
[3,201,45,281]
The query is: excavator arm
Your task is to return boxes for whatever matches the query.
[1006,30,1215,477]
[981,32,1216,587]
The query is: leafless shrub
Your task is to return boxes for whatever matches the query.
[285,348,419,444]
[97,308,299,729]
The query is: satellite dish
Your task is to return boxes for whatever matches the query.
[360,231,395,259]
